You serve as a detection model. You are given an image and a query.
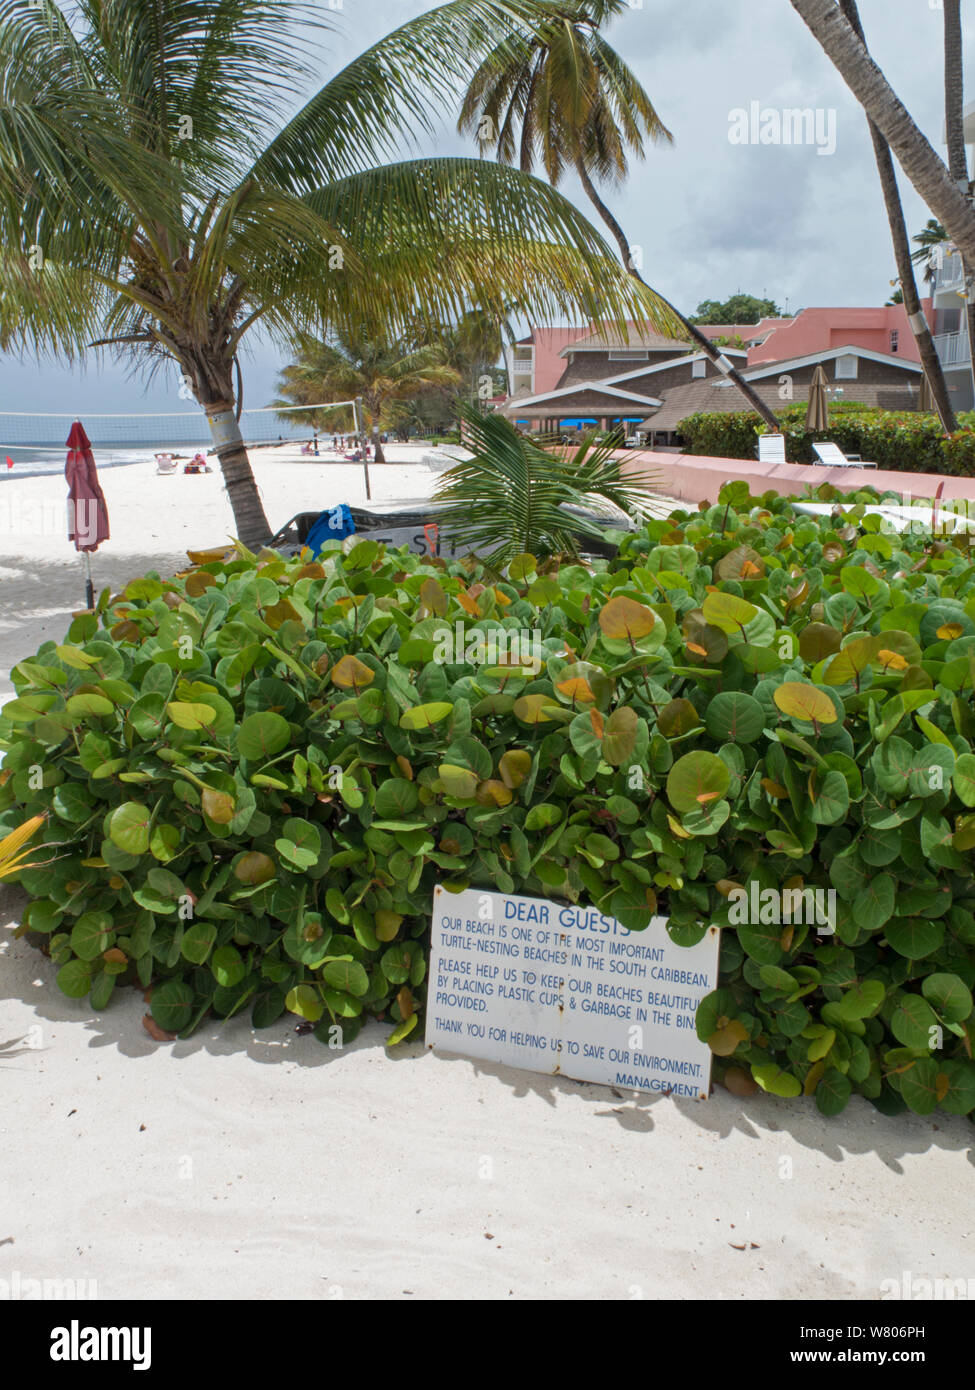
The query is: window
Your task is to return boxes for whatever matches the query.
[890,331,899,354]
[692,357,707,378]
[835,354,858,379]
[608,350,649,360]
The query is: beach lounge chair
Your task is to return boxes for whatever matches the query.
[812,442,877,469]
[756,433,786,464]
[155,452,178,475]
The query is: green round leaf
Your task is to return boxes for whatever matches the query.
[704,691,765,744]
[666,750,730,814]
[237,711,291,760]
[107,802,151,856]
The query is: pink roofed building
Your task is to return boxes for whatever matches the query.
[505,326,593,402]
[746,304,934,367]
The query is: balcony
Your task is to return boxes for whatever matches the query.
[934,325,971,368]
[932,249,965,293]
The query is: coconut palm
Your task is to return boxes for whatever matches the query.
[459,0,782,429]
[942,0,975,405]
[0,0,665,547]
[433,406,656,566]
[838,0,956,434]
[911,220,949,279]
[275,333,461,463]
[790,0,975,267]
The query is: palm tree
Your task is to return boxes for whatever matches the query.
[942,0,975,406]
[790,1,975,267]
[459,0,782,429]
[838,0,956,434]
[911,220,949,281]
[276,333,461,463]
[443,307,507,408]
[434,406,656,566]
[0,0,663,548]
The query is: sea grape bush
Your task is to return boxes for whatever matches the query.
[1,483,975,1119]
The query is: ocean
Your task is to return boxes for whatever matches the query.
[0,431,312,481]
[0,442,207,481]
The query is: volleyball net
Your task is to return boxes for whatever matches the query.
[0,400,360,457]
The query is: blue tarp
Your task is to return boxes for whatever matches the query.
[305,504,356,555]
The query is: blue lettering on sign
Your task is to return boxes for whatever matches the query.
[504,900,551,924]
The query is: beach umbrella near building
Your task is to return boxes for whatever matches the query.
[918,371,934,414]
[65,420,109,609]
[805,365,830,433]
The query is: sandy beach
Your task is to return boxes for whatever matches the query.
[1,882,971,1301]
[2,441,972,1303]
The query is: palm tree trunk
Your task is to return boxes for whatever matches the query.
[791,0,975,266]
[372,425,386,464]
[839,0,958,434]
[943,0,975,409]
[203,401,273,548]
[573,158,780,431]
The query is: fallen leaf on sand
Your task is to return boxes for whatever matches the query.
[142,1015,177,1042]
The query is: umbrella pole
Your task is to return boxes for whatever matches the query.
[84,551,94,610]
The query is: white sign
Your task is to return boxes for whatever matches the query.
[426,886,720,1099]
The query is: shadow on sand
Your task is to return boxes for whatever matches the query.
[2,881,973,1174]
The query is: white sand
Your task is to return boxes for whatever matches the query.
[1,883,972,1301]
[3,444,970,1301]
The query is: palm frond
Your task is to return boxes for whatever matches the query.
[248,0,614,191]
[300,158,678,341]
[0,813,46,881]
[433,407,658,566]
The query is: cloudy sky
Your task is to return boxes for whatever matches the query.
[0,0,970,419]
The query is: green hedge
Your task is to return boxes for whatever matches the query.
[678,403,974,476]
[2,490,975,1117]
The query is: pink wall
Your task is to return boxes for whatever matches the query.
[621,450,975,507]
[524,326,592,396]
[748,305,934,367]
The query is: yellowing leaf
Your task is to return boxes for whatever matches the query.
[556,676,596,703]
[773,682,838,726]
[476,779,513,807]
[709,1020,748,1056]
[513,694,560,725]
[598,595,656,641]
[166,701,216,730]
[877,649,908,671]
[937,622,964,640]
[419,577,448,616]
[499,750,531,789]
[184,572,216,597]
[330,654,374,690]
[201,788,235,824]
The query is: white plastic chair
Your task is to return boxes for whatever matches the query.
[757,433,786,464]
[155,452,178,475]
[812,442,877,469]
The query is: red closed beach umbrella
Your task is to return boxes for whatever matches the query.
[65,420,110,608]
